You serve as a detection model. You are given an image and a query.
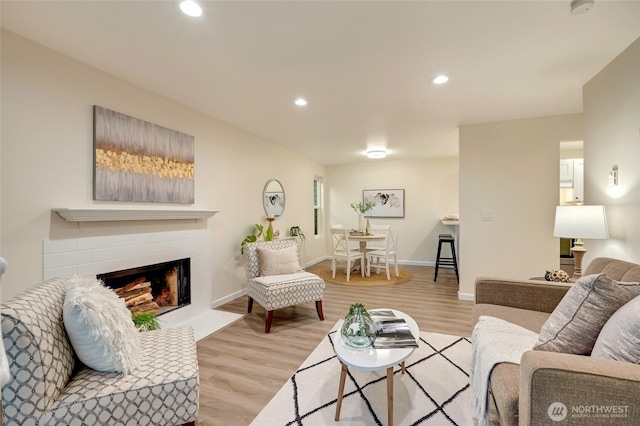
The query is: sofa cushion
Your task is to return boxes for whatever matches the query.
[48,326,199,424]
[489,363,520,426]
[534,273,640,354]
[591,295,640,363]
[257,245,302,276]
[63,277,140,374]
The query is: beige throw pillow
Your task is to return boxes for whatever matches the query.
[534,273,640,355]
[257,245,302,276]
[591,295,640,364]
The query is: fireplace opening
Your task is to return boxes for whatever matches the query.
[98,258,191,316]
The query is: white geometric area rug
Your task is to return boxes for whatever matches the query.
[250,322,472,426]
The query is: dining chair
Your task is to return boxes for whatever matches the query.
[366,224,390,252]
[331,228,365,282]
[366,226,399,280]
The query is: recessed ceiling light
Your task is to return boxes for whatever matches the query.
[432,75,449,85]
[180,1,202,17]
[367,150,387,159]
[294,98,308,107]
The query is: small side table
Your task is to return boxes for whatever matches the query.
[333,309,419,426]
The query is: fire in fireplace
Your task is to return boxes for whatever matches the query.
[98,258,191,316]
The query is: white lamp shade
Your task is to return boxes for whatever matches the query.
[554,205,609,239]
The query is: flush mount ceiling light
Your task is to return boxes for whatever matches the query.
[432,75,449,85]
[367,150,387,159]
[294,98,308,107]
[570,0,594,15]
[180,0,202,17]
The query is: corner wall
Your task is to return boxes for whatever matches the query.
[583,37,640,263]
[458,114,582,299]
[0,30,326,301]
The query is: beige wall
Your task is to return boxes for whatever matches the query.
[327,158,459,264]
[0,30,326,301]
[583,37,640,263]
[458,114,583,298]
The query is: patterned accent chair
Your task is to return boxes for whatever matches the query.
[1,278,199,426]
[245,239,325,333]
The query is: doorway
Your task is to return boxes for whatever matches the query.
[558,140,584,274]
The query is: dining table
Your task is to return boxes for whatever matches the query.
[347,232,386,276]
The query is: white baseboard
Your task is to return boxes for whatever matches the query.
[305,257,436,268]
[399,260,435,267]
[458,292,474,301]
[212,289,246,308]
[304,256,330,267]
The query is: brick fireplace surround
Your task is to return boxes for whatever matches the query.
[43,229,241,340]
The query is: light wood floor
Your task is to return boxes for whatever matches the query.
[196,262,473,426]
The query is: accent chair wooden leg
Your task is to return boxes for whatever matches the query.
[182,422,195,426]
[265,310,274,333]
[315,300,324,321]
[247,297,254,313]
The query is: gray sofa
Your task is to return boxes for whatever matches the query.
[1,278,199,426]
[473,257,640,425]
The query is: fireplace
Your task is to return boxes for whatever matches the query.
[98,258,191,316]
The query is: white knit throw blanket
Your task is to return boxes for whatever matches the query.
[471,316,539,426]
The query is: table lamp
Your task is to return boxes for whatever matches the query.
[553,205,609,281]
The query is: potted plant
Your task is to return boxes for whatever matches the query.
[132,312,160,332]
[341,302,376,348]
[240,222,275,254]
[289,226,305,241]
[350,201,376,232]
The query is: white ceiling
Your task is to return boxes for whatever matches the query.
[2,1,639,165]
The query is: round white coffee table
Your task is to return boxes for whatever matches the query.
[333,309,419,426]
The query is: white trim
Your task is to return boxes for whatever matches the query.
[399,260,435,267]
[212,289,247,308]
[53,208,219,222]
[458,292,474,301]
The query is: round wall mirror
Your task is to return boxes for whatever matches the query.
[263,179,285,219]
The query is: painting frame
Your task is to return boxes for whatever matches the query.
[363,189,405,218]
[93,105,195,204]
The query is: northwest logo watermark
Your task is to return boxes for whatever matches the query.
[548,402,629,422]
[548,402,567,421]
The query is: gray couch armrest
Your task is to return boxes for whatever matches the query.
[519,350,640,425]
[474,277,570,313]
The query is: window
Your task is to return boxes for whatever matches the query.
[313,176,324,236]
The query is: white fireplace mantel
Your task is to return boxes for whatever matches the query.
[53,208,219,222]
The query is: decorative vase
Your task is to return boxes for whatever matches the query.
[341,304,376,348]
[358,213,365,232]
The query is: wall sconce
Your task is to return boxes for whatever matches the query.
[608,165,618,187]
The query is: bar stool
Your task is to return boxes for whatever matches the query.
[434,234,459,283]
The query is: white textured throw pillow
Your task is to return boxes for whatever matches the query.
[257,245,302,276]
[63,276,140,374]
[534,273,640,355]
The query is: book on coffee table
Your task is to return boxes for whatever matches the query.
[370,310,419,349]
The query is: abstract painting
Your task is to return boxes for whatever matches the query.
[93,106,194,203]
[363,189,405,218]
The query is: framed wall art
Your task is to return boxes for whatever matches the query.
[363,189,405,218]
[93,105,195,204]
